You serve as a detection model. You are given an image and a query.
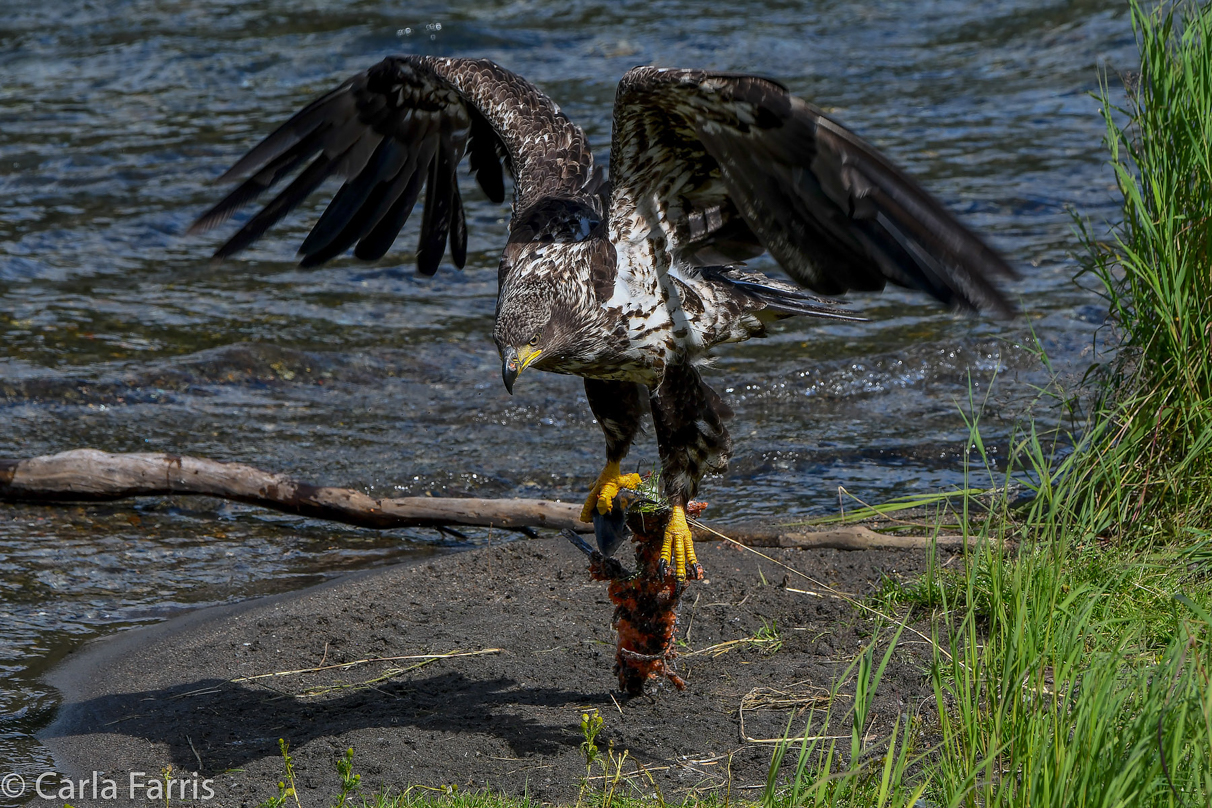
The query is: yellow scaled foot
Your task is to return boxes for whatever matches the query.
[580,461,643,522]
[659,505,703,581]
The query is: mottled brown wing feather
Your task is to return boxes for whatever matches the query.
[609,67,1018,316]
[189,56,596,274]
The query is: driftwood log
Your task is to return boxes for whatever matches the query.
[0,449,974,550]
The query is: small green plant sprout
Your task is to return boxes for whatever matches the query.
[598,746,631,808]
[574,708,636,808]
[579,709,605,768]
[850,624,905,766]
[576,708,607,808]
[255,786,286,808]
[281,739,302,808]
[255,739,301,808]
[160,766,172,808]
[752,619,783,655]
[332,747,361,807]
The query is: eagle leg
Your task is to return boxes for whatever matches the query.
[580,461,643,523]
[580,380,647,523]
[650,360,733,581]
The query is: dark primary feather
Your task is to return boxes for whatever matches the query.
[189,134,325,235]
[450,186,468,269]
[211,151,339,259]
[417,136,455,276]
[295,137,409,265]
[466,106,506,204]
[190,56,595,276]
[611,67,1018,316]
[355,155,430,262]
[700,266,867,322]
[212,85,358,186]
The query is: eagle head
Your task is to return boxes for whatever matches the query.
[494,197,612,394]
[494,274,589,394]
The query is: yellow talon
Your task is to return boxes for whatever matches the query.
[659,505,701,581]
[580,461,643,523]
[659,515,676,569]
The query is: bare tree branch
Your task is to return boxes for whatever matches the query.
[0,449,977,550]
[0,449,588,532]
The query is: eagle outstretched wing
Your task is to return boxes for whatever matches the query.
[609,67,1018,315]
[188,56,596,275]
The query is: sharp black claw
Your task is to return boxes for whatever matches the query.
[564,528,634,579]
[561,529,598,557]
[657,558,669,579]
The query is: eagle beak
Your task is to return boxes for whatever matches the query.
[501,345,542,395]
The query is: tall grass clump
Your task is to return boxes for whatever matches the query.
[925,510,1212,807]
[813,6,1212,802]
[919,6,1212,798]
[759,624,931,808]
[1073,0,1212,539]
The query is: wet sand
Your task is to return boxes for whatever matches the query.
[40,538,942,807]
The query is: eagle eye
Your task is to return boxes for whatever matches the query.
[528,333,541,346]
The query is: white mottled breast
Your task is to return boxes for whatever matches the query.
[601,185,756,385]
[604,190,677,382]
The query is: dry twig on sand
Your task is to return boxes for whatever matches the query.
[738,683,837,744]
[233,648,503,699]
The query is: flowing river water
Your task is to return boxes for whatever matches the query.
[1,0,1135,782]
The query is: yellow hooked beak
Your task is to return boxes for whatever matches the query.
[502,345,542,394]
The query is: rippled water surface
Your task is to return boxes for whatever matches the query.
[0,0,1135,779]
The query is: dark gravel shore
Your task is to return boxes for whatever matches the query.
[39,538,941,807]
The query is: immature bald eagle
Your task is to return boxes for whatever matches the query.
[189,57,1016,581]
